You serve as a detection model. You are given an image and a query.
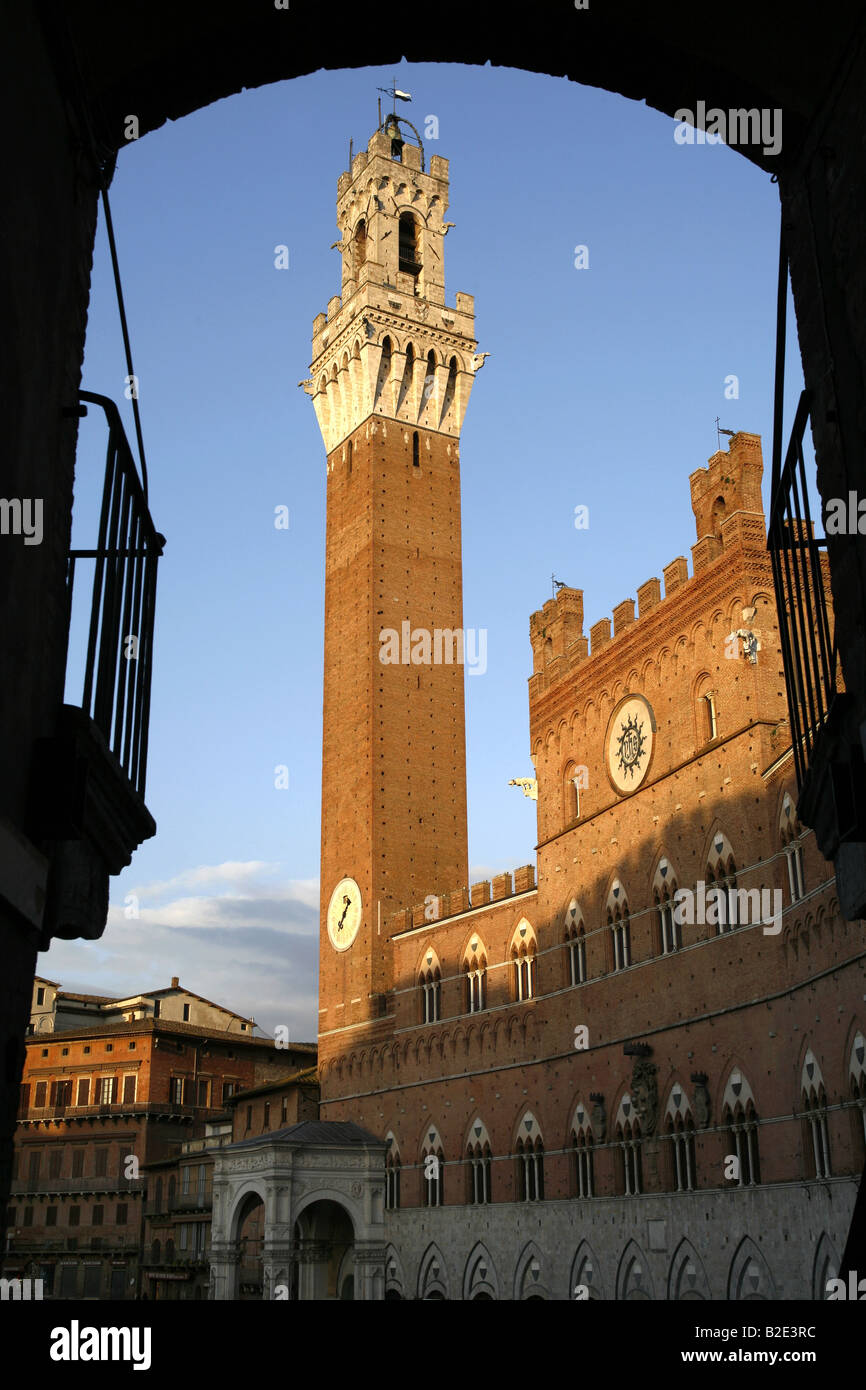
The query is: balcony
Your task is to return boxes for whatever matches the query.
[18,1099,231,1125]
[11,1176,145,1196]
[28,390,164,945]
[767,390,865,863]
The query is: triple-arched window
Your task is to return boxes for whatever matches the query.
[781,793,805,903]
[565,898,587,985]
[464,941,487,1013]
[419,950,441,1024]
[510,920,537,1001]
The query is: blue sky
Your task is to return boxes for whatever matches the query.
[46,60,804,1039]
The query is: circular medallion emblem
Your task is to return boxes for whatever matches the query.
[605,695,655,795]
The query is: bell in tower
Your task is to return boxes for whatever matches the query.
[385,112,404,161]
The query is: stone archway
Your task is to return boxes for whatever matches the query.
[293,1199,355,1301]
[235,1191,265,1301]
[4,3,866,1266]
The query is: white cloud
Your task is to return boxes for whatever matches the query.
[39,861,321,1041]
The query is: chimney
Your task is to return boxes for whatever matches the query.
[170,976,179,989]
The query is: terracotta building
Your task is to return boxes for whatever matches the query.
[8,976,314,1299]
[225,114,863,1301]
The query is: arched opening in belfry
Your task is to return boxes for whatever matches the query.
[353,217,367,274]
[398,211,420,278]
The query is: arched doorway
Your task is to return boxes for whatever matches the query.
[293,1200,355,1301]
[235,1192,265,1301]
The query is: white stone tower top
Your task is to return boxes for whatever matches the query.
[306,118,482,452]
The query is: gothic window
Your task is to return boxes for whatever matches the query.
[467,1119,492,1205]
[463,941,487,1013]
[615,1095,642,1194]
[564,898,585,985]
[656,888,680,954]
[610,908,631,970]
[801,1052,831,1178]
[664,1087,696,1192]
[515,1114,544,1201]
[570,1104,595,1197]
[419,957,441,1024]
[781,795,805,903]
[707,834,738,933]
[422,1127,445,1207]
[711,494,727,542]
[722,1070,760,1186]
[385,1135,401,1210]
[510,919,537,1001]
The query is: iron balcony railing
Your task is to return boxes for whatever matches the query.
[11,1175,145,1196]
[67,391,164,799]
[767,389,838,791]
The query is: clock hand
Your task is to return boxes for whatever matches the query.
[337,895,351,931]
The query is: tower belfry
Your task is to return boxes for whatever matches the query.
[307,118,481,1032]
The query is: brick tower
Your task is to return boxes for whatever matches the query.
[307,115,481,1035]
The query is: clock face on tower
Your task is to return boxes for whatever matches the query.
[326,877,362,951]
[605,694,656,795]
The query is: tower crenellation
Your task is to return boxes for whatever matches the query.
[529,433,769,699]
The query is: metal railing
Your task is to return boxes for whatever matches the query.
[11,1175,144,1196]
[767,390,838,791]
[68,391,164,799]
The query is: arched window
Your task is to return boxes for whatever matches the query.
[570,1103,594,1198]
[412,429,419,467]
[421,1127,445,1207]
[463,941,486,1013]
[664,1086,696,1191]
[515,1114,544,1201]
[385,1135,401,1210]
[510,920,537,1001]
[655,884,680,954]
[419,951,441,1024]
[711,494,726,542]
[617,1122,642,1195]
[722,1071,761,1186]
[801,1052,831,1178]
[781,794,805,902]
[563,762,582,823]
[707,835,738,934]
[610,907,631,970]
[564,898,586,984]
[466,1119,492,1205]
[398,212,420,276]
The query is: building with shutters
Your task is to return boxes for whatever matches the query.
[8,976,314,1299]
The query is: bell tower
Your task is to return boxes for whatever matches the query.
[306,115,481,1035]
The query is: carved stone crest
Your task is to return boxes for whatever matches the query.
[631,1058,659,1135]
